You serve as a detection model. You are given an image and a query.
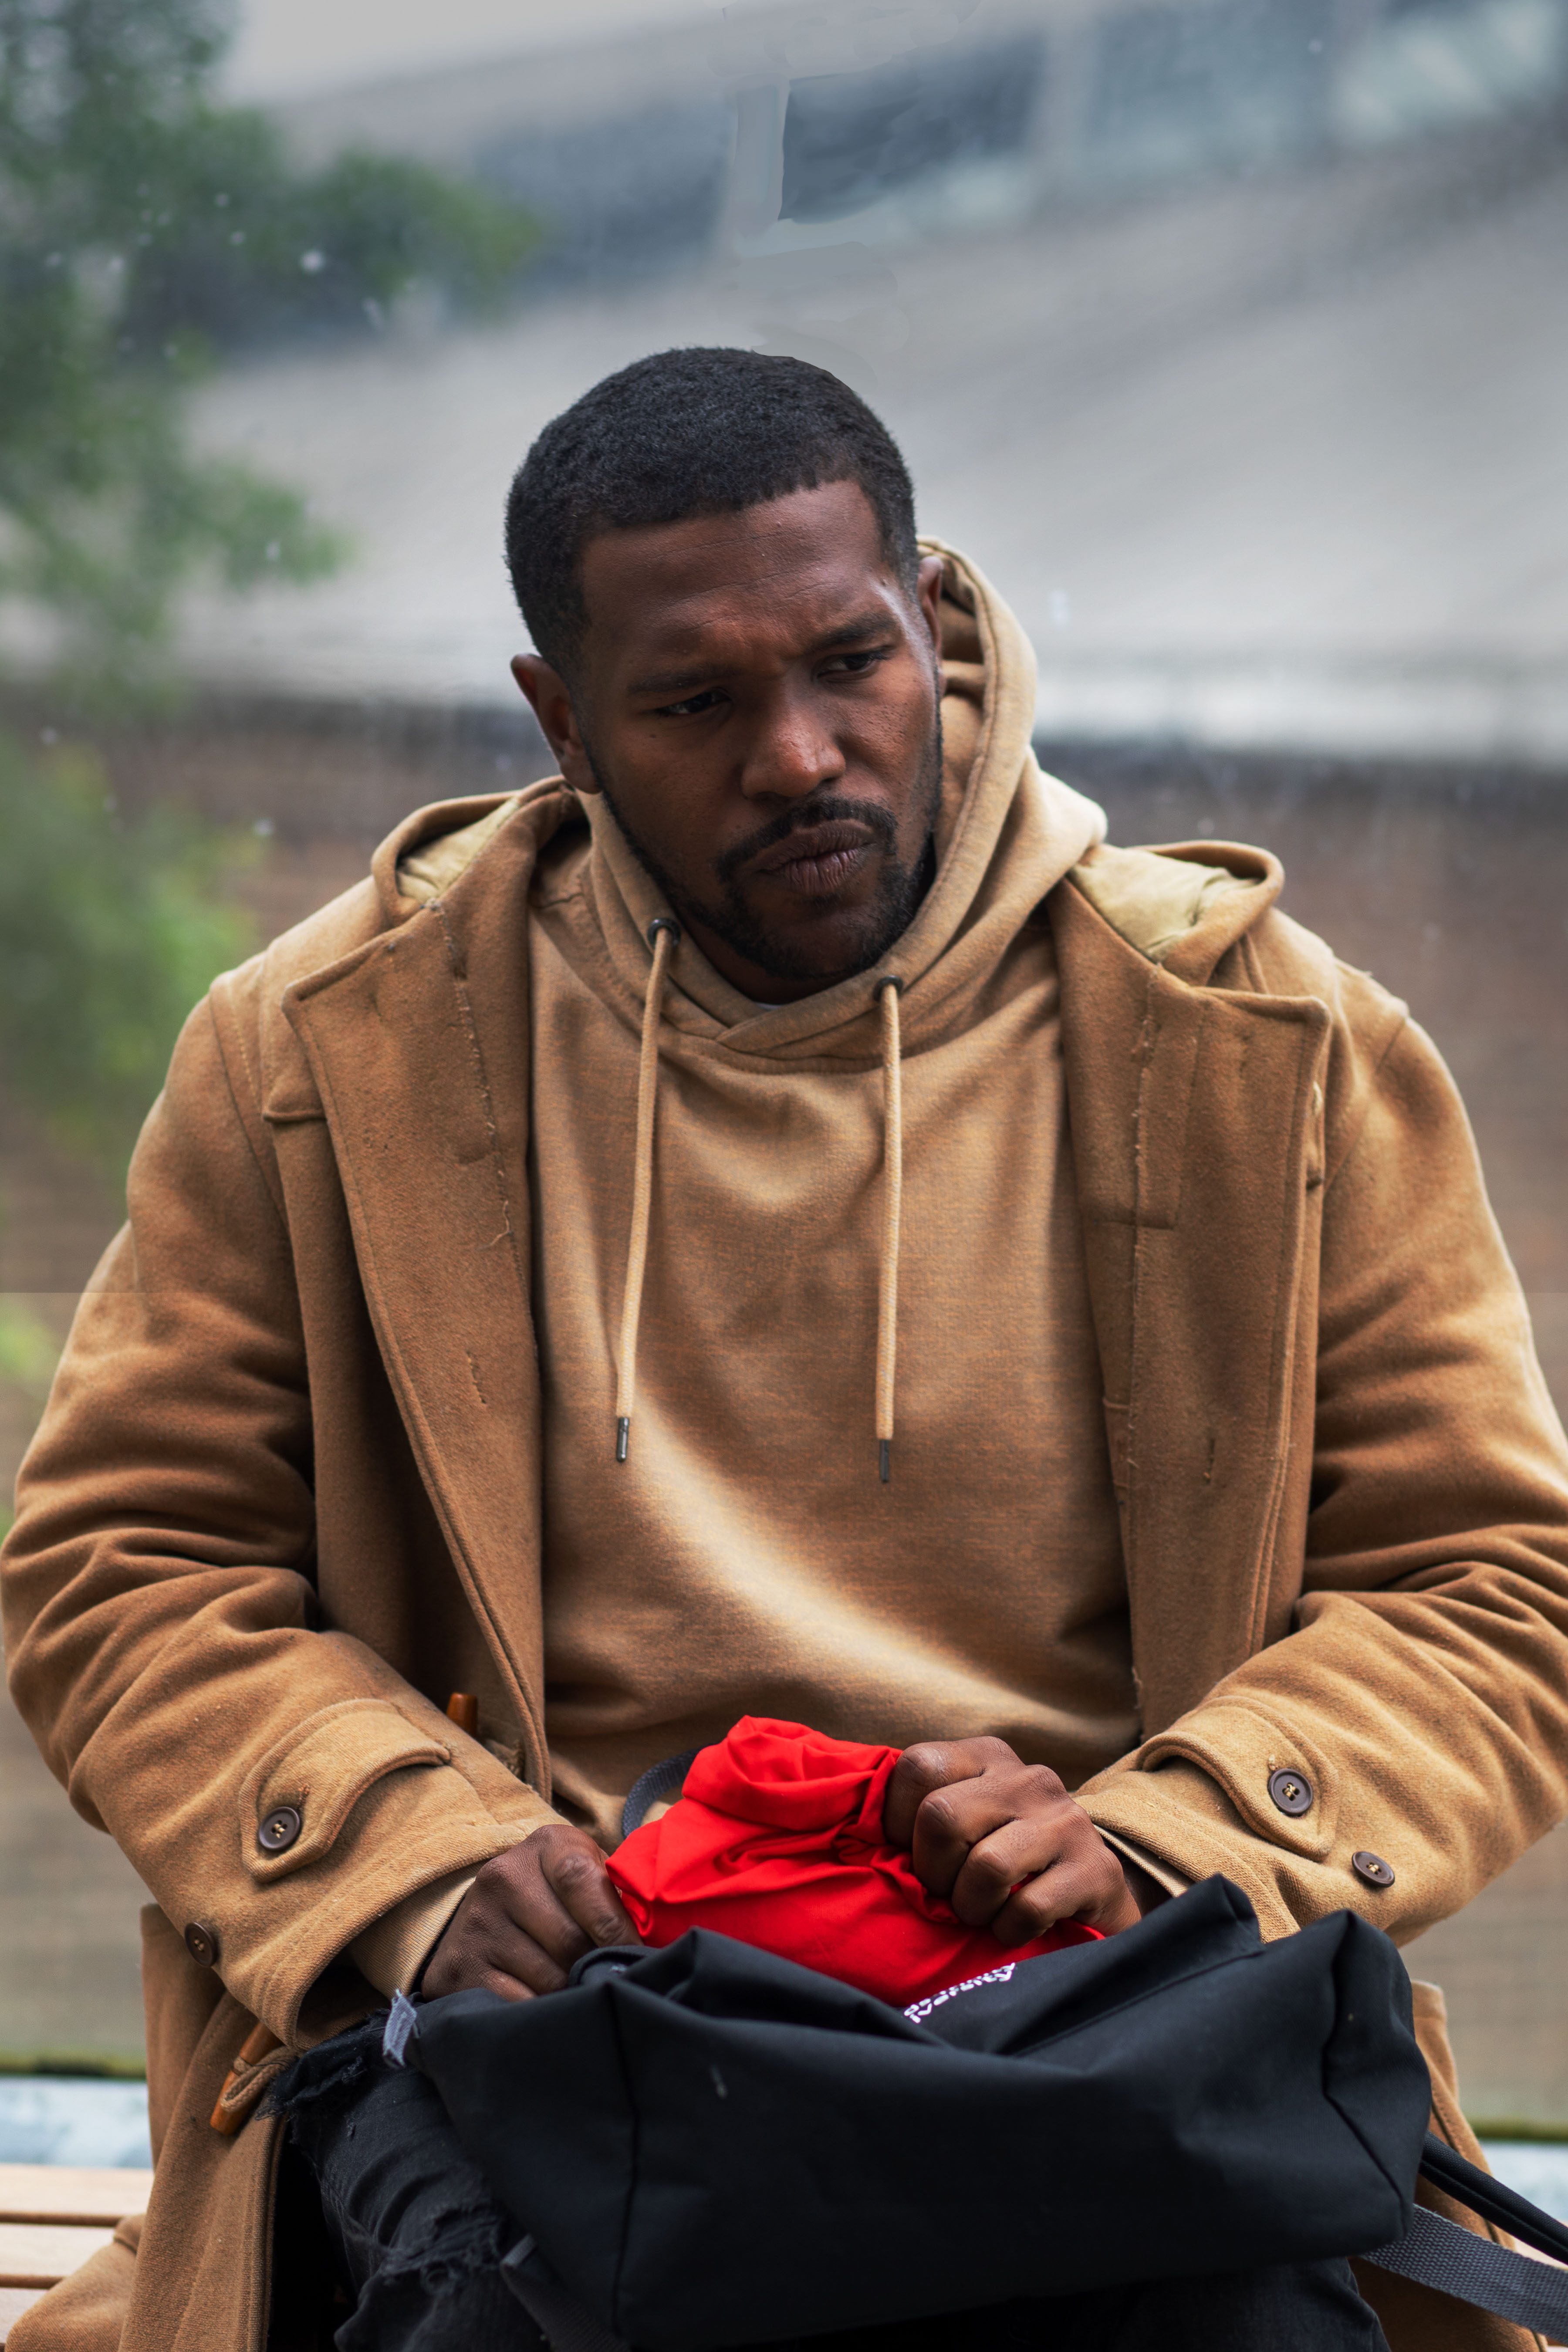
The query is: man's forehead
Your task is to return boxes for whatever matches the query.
[579,481,902,673]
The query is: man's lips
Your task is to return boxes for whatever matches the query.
[749,820,879,896]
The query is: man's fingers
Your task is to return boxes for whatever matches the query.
[946,1814,1055,1925]
[421,1910,566,2001]
[537,1835,639,1950]
[994,1856,1142,1943]
[909,1784,1019,1900]
[988,1852,1122,1941]
[421,1824,642,2002]
[883,1736,1013,1847]
[951,1824,1142,1943]
[910,1762,1070,1900]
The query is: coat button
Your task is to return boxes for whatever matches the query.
[1352,1849,1396,1888]
[184,1921,220,1967]
[257,1804,303,1855]
[1267,1767,1314,1818]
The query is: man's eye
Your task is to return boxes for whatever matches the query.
[822,649,889,677]
[656,689,723,717]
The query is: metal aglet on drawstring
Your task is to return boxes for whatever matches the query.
[615,914,681,1463]
[875,976,904,1484]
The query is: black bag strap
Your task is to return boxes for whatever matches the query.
[502,2236,630,2352]
[1363,2205,1568,2335]
[620,1747,702,1842]
[1358,2135,1568,2335]
[1418,2133,1568,2266]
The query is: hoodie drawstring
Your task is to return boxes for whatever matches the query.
[615,915,680,1462]
[615,925,904,1483]
[875,977,903,1484]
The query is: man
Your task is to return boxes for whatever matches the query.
[5,349,1567,2352]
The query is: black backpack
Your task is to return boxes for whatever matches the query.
[391,1877,1568,2351]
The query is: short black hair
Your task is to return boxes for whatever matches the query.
[504,347,919,678]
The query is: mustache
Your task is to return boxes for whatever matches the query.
[715,794,899,887]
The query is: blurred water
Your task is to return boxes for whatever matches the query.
[0,2078,152,2168]
[1483,2141,1568,2221]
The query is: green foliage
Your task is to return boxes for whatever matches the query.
[0,4,540,1241]
[0,1295,59,1407]
[0,728,255,1169]
[0,2049,148,2077]
[0,0,540,697]
[122,120,545,352]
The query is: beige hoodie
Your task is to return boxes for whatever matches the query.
[520,548,1134,1848]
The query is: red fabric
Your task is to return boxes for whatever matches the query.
[607,1716,1099,2007]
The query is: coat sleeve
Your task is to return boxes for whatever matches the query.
[0,989,557,2045]
[1080,1008,1568,1943]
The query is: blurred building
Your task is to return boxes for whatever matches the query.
[173,0,1568,766]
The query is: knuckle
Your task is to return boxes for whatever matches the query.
[969,1844,1014,1896]
[474,1850,525,1896]
[1020,1763,1066,1803]
[529,1823,578,1858]
[972,1737,1017,1768]
[548,1845,602,1895]
[1007,1882,1059,1936]
[896,1744,950,1791]
[918,1789,964,1839]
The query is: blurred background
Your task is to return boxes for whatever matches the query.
[1,0,1565,2146]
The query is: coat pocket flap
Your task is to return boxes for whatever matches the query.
[1136,1699,1341,1862]
[239,1699,451,1881]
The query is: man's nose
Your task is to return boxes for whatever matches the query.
[738,690,847,802]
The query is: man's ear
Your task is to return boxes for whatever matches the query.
[511,654,602,796]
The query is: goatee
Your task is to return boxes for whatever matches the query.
[586,715,943,988]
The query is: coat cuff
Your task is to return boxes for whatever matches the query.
[1096,1828,1191,1905]
[1078,1760,1302,1939]
[348,1866,478,1999]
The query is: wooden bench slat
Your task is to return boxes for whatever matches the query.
[0,2165,152,2227]
[0,2223,115,2289]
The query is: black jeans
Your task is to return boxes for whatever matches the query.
[274,2019,1392,2352]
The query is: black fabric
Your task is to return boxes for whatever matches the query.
[500,2249,1392,2352]
[275,1995,1392,2352]
[402,1876,1430,2351]
[274,2020,545,2352]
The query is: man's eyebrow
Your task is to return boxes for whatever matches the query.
[625,609,897,699]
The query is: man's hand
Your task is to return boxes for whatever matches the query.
[422,1824,641,2000]
[884,1737,1145,1942]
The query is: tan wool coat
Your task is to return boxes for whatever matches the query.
[5,550,1568,2352]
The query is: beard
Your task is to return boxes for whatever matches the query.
[586,711,944,988]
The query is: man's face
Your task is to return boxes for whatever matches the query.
[514,479,946,1002]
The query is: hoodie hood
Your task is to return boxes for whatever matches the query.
[567,539,1111,1476]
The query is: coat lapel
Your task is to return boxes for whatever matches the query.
[1054,880,1330,1737]
[282,803,560,1792]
